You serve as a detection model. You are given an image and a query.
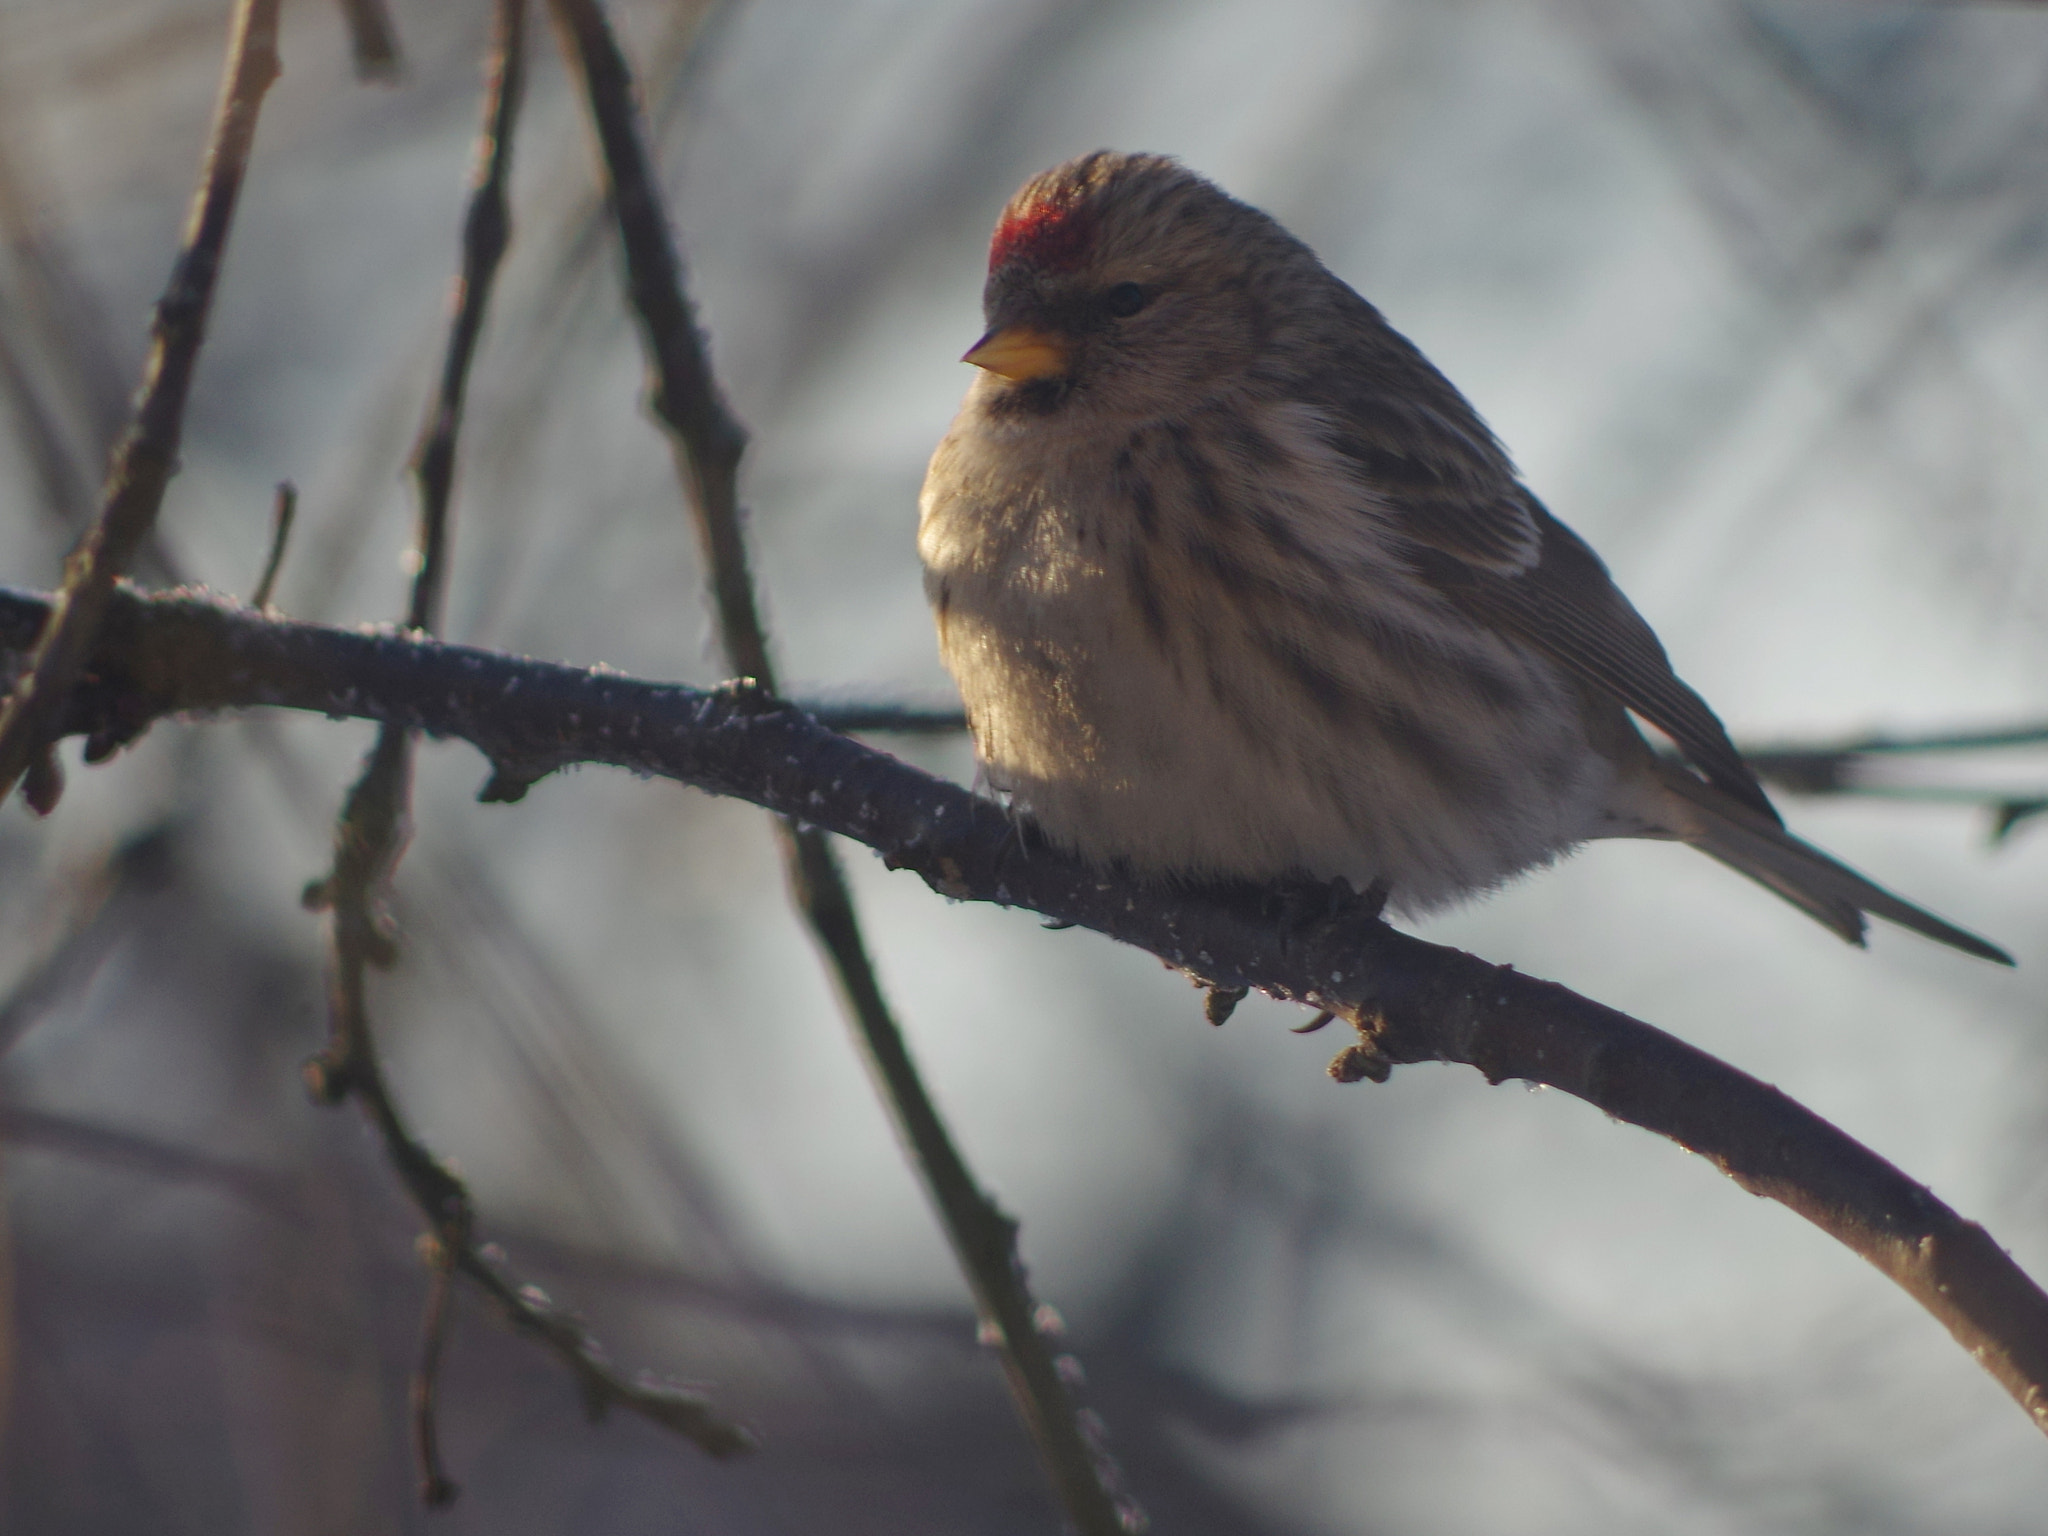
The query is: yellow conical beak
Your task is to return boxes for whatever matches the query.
[962,326,1070,381]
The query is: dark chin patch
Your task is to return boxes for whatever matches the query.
[987,375,1072,418]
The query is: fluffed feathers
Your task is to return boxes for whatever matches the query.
[920,151,2008,963]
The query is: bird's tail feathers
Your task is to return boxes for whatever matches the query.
[1650,761,2012,965]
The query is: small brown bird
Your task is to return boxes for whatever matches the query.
[918,151,2008,963]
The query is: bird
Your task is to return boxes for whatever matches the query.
[917,151,2009,964]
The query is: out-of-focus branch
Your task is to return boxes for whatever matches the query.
[0,0,280,808]
[0,825,170,1059]
[335,0,403,81]
[299,2,749,1499]
[451,1233,755,1452]
[0,1104,300,1216]
[16,580,2047,1448]
[801,698,2048,841]
[1742,722,2048,842]
[546,3,1136,1528]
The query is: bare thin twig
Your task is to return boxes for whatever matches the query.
[412,1235,462,1506]
[302,0,750,1488]
[1741,723,2048,842]
[547,3,1135,1527]
[1759,722,2048,760]
[404,7,523,640]
[0,0,281,809]
[10,579,2048,1446]
[0,1104,300,1216]
[801,695,2048,843]
[543,0,763,675]
[453,1237,753,1450]
[800,699,2048,815]
[250,481,297,612]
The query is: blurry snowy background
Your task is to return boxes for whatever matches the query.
[3,0,2048,1531]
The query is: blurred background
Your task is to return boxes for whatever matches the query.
[3,0,2048,1530]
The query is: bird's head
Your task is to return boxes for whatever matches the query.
[965,152,1307,423]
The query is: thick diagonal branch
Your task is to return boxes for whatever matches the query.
[14,581,2048,1445]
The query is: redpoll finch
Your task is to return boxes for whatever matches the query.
[918,151,2008,963]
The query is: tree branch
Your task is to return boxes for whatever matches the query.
[545,0,763,680]
[1744,721,2048,842]
[796,700,2048,842]
[14,578,2048,1445]
[298,1,751,1493]
[0,0,281,807]
[547,3,1136,1527]
[334,0,403,82]
[249,481,297,612]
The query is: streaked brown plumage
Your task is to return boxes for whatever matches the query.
[918,151,2008,963]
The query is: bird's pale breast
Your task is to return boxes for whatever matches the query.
[919,389,1626,912]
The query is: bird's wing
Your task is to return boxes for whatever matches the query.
[1317,413,1772,821]
[1319,403,1543,577]
[1406,493,1779,824]
[1307,304,1776,821]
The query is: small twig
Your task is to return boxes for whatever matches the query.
[548,4,1133,1528]
[11,581,2048,1448]
[335,0,403,81]
[799,691,2048,848]
[803,690,2048,840]
[413,1235,462,1507]
[250,480,297,612]
[0,0,281,807]
[298,865,757,1463]
[801,699,970,735]
[544,0,763,681]
[1752,720,2048,767]
[300,0,748,1491]
[405,0,524,638]
[1990,799,2048,843]
[0,1104,300,1216]
[794,701,2048,804]
[315,0,530,1135]
[0,822,173,1058]
[454,1242,754,1451]
[1730,721,2048,841]
[314,0,526,1254]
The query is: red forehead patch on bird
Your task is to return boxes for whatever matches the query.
[989,197,1093,273]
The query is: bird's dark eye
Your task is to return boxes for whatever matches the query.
[1104,282,1148,319]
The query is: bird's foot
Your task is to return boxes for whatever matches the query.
[1264,873,1390,943]
[1202,984,1249,1026]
